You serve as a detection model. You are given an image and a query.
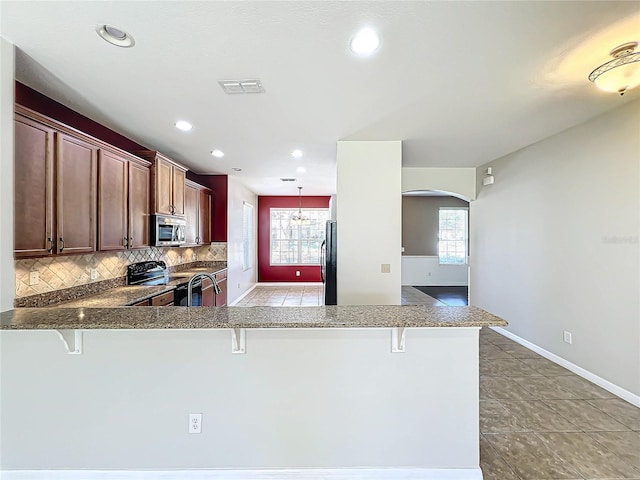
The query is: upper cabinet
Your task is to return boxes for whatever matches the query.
[14,115,55,258]
[98,150,151,251]
[14,112,98,257]
[14,106,151,258]
[184,179,213,245]
[136,151,187,216]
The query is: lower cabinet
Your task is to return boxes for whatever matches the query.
[201,270,227,306]
[131,291,174,307]
[215,271,227,306]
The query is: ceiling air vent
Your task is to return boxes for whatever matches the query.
[219,79,265,94]
[280,178,296,182]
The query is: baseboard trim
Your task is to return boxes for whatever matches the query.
[491,326,640,407]
[0,467,484,479]
[403,283,469,287]
[256,282,323,287]
[228,284,258,306]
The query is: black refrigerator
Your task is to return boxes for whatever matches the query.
[321,220,337,305]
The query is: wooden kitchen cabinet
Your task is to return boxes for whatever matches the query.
[15,114,98,257]
[150,290,174,306]
[214,270,227,306]
[201,278,215,307]
[137,151,187,216]
[184,182,199,245]
[184,180,212,245]
[14,105,152,258]
[98,150,150,251]
[14,115,55,258]
[56,133,98,255]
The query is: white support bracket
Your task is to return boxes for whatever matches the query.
[56,329,83,355]
[231,328,246,354]
[391,327,406,353]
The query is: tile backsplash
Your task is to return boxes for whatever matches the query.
[15,243,227,298]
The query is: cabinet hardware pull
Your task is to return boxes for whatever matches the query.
[59,237,65,252]
[129,236,134,248]
[123,236,129,249]
[47,237,53,254]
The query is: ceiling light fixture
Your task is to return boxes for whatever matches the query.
[96,24,135,48]
[175,120,193,131]
[291,187,310,226]
[291,149,303,158]
[350,28,380,56]
[211,149,225,158]
[589,41,640,96]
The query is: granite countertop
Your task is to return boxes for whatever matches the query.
[55,266,228,308]
[0,305,507,330]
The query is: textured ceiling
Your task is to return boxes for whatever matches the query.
[1,1,639,195]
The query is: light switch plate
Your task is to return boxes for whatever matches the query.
[90,269,98,280]
[381,264,391,274]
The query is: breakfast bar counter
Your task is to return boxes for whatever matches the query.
[1,305,505,479]
[1,304,506,330]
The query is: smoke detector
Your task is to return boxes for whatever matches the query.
[219,80,265,94]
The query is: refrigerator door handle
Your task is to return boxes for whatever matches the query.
[320,240,326,283]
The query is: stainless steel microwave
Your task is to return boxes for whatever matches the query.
[150,214,186,247]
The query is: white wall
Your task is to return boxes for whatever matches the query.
[402,167,476,201]
[402,256,468,286]
[0,37,15,312]
[471,100,640,396]
[337,141,402,305]
[226,176,257,304]
[0,327,480,472]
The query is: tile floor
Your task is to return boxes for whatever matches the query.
[234,284,323,306]
[237,285,640,479]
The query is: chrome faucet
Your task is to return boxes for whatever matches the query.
[186,273,221,307]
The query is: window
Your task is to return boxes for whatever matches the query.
[438,208,468,265]
[270,208,330,265]
[242,202,254,271]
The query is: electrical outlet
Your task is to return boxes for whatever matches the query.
[29,271,39,286]
[189,413,202,434]
[563,331,572,344]
[90,269,98,280]
[178,255,183,264]
[295,271,300,277]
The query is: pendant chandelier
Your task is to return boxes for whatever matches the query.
[291,186,310,226]
[589,42,640,96]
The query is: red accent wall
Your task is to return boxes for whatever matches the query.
[186,172,228,242]
[258,195,330,282]
[15,82,148,152]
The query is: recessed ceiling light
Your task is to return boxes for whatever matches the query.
[291,149,303,158]
[175,120,193,131]
[350,28,380,56]
[211,149,225,158]
[296,166,306,174]
[96,24,135,48]
[232,167,242,172]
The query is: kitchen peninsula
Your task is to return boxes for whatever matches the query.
[0,305,505,479]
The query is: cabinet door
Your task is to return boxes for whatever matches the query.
[201,278,215,306]
[184,184,199,244]
[214,278,227,306]
[199,190,212,244]
[98,150,128,251]
[154,157,173,215]
[172,167,186,216]
[128,162,150,249]
[14,116,55,257]
[56,133,97,255]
